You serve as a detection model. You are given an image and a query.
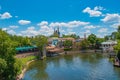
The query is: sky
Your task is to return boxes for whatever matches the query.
[0,0,120,38]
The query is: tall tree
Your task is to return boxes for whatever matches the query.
[35,35,48,59]
[0,29,21,80]
[87,34,97,47]
[79,40,90,50]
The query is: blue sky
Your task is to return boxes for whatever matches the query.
[0,0,120,37]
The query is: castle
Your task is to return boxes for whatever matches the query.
[53,27,60,37]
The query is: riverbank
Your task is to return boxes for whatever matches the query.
[17,56,37,80]
[59,49,103,55]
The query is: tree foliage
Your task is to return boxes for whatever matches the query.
[79,40,90,50]
[63,40,73,48]
[35,35,48,58]
[62,34,79,39]
[0,29,22,80]
[106,25,120,40]
[87,34,97,46]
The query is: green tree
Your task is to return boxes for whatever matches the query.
[63,40,73,48]
[95,38,104,49]
[0,29,21,80]
[79,40,90,50]
[0,58,7,80]
[114,40,120,60]
[62,34,79,39]
[111,32,118,40]
[88,34,97,48]
[35,35,48,59]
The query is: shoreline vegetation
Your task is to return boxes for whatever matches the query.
[17,56,37,80]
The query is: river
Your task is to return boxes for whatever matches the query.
[23,53,120,80]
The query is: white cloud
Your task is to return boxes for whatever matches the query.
[18,20,31,25]
[39,25,54,36]
[84,25,97,29]
[101,13,120,23]
[21,26,38,37]
[27,26,35,30]
[37,21,48,26]
[0,12,12,19]
[98,28,108,33]
[9,25,19,29]
[49,20,89,28]
[20,25,54,37]
[7,30,16,35]
[94,6,105,11]
[67,28,73,32]
[85,30,91,34]
[96,34,105,38]
[68,32,76,34]
[111,23,120,28]
[83,6,103,17]
[2,28,8,31]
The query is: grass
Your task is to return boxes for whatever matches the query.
[18,56,37,68]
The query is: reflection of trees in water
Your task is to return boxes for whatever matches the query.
[63,55,74,66]
[46,57,61,68]
[114,67,120,77]
[78,53,103,64]
[26,60,49,80]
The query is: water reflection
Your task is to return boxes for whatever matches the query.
[23,53,120,80]
[24,60,49,80]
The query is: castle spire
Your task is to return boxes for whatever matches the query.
[54,28,55,34]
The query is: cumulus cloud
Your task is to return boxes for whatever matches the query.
[21,26,39,37]
[18,20,31,25]
[101,13,120,23]
[83,6,103,17]
[9,25,19,29]
[20,25,54,37]
[39,25,54,36]
[98,28,108,33]
[49,21,89,28]
[111,23,120,28]
[37,21,48,26]
[68,32,76,35]
[2,28,8,31]
[7,30,16,35]
[85,30,91,34]
[84,25,97,29]
[0,12,12,19]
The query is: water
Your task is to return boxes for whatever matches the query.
[23,53,120,80]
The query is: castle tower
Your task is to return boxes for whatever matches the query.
[57,26,60,37]
[52,27,60,37]
[54,28,55,34]
[84,33,86,40]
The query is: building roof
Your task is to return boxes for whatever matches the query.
[101,40,117,45]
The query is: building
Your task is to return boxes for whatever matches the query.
[53,26,60,37]
[101,40,117,52]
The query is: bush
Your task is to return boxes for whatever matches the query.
[64,48,72,51]
[18,56,37,68]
